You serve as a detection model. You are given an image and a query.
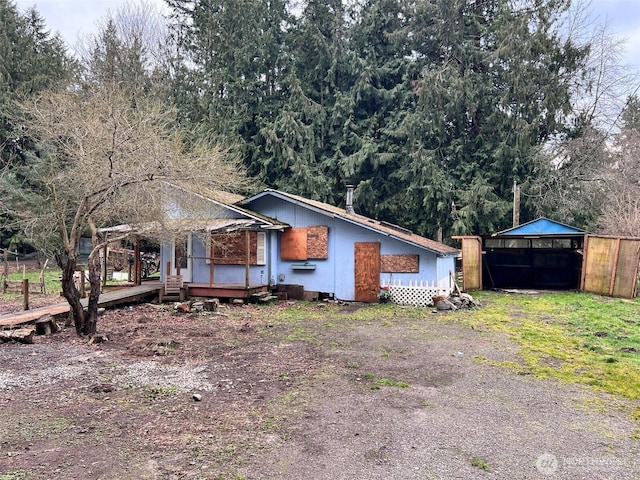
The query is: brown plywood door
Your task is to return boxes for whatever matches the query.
[355,242,381,302]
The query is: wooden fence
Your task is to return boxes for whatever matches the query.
[582,235,640,298]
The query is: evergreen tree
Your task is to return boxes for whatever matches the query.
[339,0,414,220]
[167,0,291,154]
[397,0,587,236]
[165,0,591,240]
[256,0,352,202]
[0,0,73,167]
[0,0,74,250]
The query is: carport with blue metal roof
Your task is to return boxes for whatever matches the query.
[482,218,586,290]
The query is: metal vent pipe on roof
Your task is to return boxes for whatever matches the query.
[345,185,355,215]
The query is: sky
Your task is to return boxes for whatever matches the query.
[12,0,640,68]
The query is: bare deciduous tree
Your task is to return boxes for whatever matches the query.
[597,126,640,236]
[5,84,245,336]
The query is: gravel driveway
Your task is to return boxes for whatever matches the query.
[0,301,638,479]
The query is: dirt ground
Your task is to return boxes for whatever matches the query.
[0,295,639,480]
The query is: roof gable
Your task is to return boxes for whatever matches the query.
[240,189,458,256]
[493,217,586,236]
[167,183,287,229]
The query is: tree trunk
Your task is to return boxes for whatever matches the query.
[83,251,102,336]
[58,253,84,336]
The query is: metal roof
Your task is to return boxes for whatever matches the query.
[492,217,587,237]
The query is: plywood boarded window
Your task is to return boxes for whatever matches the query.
[281,228,307,260]
[381,254,419,273]
[212,231,259,265]
[281,226,329,261]
[307,226,328,259]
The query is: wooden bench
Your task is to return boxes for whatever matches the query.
[159,275,188,302]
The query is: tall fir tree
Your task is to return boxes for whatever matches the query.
[165,0,591,240]
[256,0,352,202]
[167,0,291,160]
[339,0,414,220]
[397,0,587,237]
[0,0,74,250]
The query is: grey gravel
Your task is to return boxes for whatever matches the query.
[0,313,638,479]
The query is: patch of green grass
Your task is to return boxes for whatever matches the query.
[145,385,178,399]
[459,291,640,401]
[375,378,409,388]
[0,472,26,480]
[471,458,489,470]
[269,302,328,322]
[18,414,70,441]
[5,266,61,296]
[362,373,409,389]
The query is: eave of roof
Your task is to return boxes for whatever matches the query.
[97,218,283,236]
[240,189,458,256]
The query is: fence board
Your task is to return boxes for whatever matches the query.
[583,236,617,295]
[583,235,640,298]
[460,237,482,291]
[612,239,640,298]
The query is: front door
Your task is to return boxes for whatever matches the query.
[171,234,192,282]
[354,242,380,302]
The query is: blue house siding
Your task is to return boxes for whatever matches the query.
[158,187,285,286]
[155,187,457,302]
[245,195,456,300]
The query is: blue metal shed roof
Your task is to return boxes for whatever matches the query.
[493,217,586,236]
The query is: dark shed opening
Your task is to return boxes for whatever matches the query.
[482,218,586,290]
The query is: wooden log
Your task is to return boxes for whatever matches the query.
[0,327,36,344]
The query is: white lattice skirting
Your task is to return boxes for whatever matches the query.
[382,280,451,307]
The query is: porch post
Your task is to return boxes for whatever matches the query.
[134,236,142,285]
[209,232,215,287]
[102,239,108,288]
[245,230,250,288]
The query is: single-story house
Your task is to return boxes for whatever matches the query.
[153,185,459,302]
[454,218,640,298]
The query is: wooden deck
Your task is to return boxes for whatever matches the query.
[186,283,268,298]
[0,284,161,328]
[0,282,270,328]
